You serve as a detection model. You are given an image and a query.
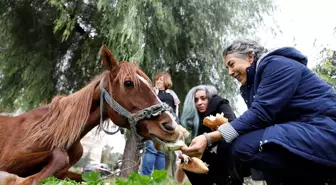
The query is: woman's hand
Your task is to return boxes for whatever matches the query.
[181,131,223,157]
[180,135,208,158]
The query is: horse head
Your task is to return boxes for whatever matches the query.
[97,45,188,150]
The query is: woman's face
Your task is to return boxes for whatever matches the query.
[225,53,253,85]
[155,76,165,90]
[195,90,209,113]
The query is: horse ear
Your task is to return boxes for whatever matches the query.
[133,60,137,66]
[101,45,118,70]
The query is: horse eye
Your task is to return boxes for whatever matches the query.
[124,80,134,88]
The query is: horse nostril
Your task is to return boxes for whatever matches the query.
[162,122,174,131]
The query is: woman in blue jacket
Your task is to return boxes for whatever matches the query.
[181,39,336,184]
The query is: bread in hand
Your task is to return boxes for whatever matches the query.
[203,112,228,130]
[180,157,209,174]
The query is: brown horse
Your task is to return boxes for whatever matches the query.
[0,46,185,185]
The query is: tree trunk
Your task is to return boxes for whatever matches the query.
[120,133,140,178]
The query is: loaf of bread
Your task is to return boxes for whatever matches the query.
[203,112,228,130]
[180,157,209,174]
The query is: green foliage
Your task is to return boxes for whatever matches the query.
[0,0,103,111]
[82,171,103,185]
[0,0,275,179]
[96,0,275,112]
[41,171,103,185]
[116,170,191,185]
[0,0,274,112]
[41,176,79,185]
[40,170,190,185]
[313,48,336,89]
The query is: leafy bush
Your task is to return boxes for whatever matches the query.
[41,171,103,185]
[41,170,190,185]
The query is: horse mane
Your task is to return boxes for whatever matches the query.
[21,73,104,149]
[21,62,150,150]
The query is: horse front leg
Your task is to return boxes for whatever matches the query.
[12,148,69,185]
[54,141,84,182]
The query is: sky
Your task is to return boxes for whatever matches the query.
[103,0,336,154]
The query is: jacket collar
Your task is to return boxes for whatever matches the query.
[240,61,256,91]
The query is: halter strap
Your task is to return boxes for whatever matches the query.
[99,77,170,152]
[100,78,133,120]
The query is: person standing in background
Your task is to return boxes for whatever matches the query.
[140,72,180,177]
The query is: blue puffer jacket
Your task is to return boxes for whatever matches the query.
[218,47,336,167]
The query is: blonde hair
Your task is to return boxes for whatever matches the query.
[154,72,173,89]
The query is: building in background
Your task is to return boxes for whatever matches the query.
[81,122,126,164]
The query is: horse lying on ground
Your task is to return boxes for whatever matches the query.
[0,45,187,185]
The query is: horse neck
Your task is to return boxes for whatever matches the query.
[79,79,124,139]
[78,71,129,139]
[79,104,101,139]
[79,74,106,138]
